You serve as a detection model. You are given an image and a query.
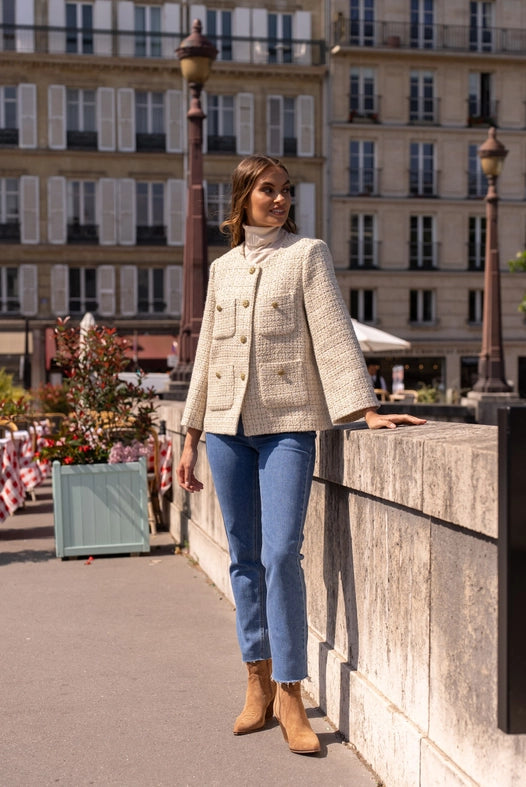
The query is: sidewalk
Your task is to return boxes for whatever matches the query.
[0,481,380,787]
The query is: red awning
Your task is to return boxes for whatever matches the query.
[45,329,177,370]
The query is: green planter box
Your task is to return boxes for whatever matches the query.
[52,457,150,558]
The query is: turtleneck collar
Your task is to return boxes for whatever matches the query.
[243,224,282,250]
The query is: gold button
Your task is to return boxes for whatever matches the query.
[216,371,221,378]
[272,301,278,309]
[242,299,249,308]
[277,369,285,376]
[240,373,246,381]
[216,305,222,312]
[249,266,255,274]
[240,335,247,344]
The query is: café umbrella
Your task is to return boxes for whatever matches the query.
[351,319,411,353]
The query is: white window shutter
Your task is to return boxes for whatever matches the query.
[47,176,67,244]
[296,95,314,157]
[189,6,207,30]
[267,96,283,156]
[48,85,66,150]
[19,265,38,316]
[166,90,184,152]
[293,11,311,65]
[16,0,34,52]
[117,1,135,56]
[51,265,69,316]
[18,84,37,148]
[162,3,180,57]
[166,265,183,316]
[166,179,186,246]
[97,265,115,316]
[233,8,251,62]
[97,87,115,151]
[252,9,268,63]
[236,93,253,155]
[94,0,112,54]
[296,182,316,238]
[48,0,66,53]
[120,265,137,317]
[117,88,135,151]
[20,175,40,244]
[118,179,136,245]
[98,179,117,244]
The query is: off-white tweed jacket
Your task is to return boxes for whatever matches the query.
[181,232,379,436]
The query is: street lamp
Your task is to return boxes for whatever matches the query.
[175,19,217,374]
[473,127,512,393]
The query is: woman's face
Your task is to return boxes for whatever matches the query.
[245,165,292,228]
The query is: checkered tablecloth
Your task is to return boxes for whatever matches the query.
[0,438,26,524]
[146,436,172,495]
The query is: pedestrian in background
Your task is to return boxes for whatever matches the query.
[177,154,426,755]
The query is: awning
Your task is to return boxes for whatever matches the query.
[45,329,177,370]
[0,331,33,355]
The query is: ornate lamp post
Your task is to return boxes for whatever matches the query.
[473,127,511,393]
[175,20,217,373]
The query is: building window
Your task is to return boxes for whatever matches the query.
[350,0,375,47]
[1,0,15,51]
[207,183,231,246]
[410,71,436,124]
[267,95,309,157]
[350,214,377,268]
[67,181,97,243]
[468,72,495,125]
[135,5,161,58]
[410,215,436,268]
[207,9,232,61]
[469,1,494,53]
[410,0,434,49]
[469,289,484,324]
[409,142,436,196]
[349,68,377,121]
[207,95,235,152]
[468,216,486,269]
[350,289,375,322]
[268,12,293,64]
[137,267,165,313]
[136,182,165,245]
[66,2,93,54]
[69,267,97,314]
[0,177,19,242]
[0,266,19,312]
[136,91,165,151]
[66,88,96,149]
[0,86,17,145]
[350,140,376,196]
[410,289,435,323]
[468,144,487,198]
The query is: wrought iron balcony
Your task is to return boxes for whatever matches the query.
[349,239,381,269]
[0,128,19,146]
[67,222,98,244]
[409,241,440,269]
[0,222,20,242]
[136,225,166,246]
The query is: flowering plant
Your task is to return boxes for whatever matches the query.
[37,318,157,466]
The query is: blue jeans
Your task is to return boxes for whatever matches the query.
[206,421,316,683]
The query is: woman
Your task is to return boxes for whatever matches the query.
[177,155,425,755]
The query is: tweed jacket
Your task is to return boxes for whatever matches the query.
[181,231,379,436]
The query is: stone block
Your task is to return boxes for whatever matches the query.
[420,739,478,786]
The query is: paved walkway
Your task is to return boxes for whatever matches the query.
[0,480,380,787]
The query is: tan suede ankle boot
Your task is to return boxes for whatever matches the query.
[274,682,320,754]
[233,659,275,735]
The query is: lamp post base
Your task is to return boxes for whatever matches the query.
[464,391,525,425]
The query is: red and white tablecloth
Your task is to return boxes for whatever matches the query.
[146,436,172,495]
[0,430,46,524]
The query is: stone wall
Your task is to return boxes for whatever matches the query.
[160,402,526,787]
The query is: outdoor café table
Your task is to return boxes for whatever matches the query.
[0,436,26,524]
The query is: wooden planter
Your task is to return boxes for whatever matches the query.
[52,457,150,558]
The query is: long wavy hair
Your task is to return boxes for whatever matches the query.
[220,154,297,248]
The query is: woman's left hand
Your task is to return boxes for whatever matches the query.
[364,410,427,430]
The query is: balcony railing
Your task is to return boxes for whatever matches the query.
[349,168,380,197]
[349,96,381,123]
[333,18,526,56]
[409,170,439,198]
[409,241,440,269]
[0,221,20,242]
[349,239,381,268]
[409,97,440,125]
[0,128,19,146]
[67,223,98,244]
[467,99,499,127]
[136,225,166,245]
[0,23,325,65]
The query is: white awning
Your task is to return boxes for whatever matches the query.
[0,332,33,354]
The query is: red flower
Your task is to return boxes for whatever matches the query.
[64,456,74,464]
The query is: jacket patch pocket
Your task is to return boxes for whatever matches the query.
[208,365,235,410]
[256,293,295,336]
[259,360,308,409]
[212,300,236,339]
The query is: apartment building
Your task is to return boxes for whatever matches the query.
[0,0,325,386]
[328,0,526,396]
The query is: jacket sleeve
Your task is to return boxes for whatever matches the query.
[302,239,379,424]
[180,263,217,431]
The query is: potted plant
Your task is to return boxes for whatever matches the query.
[39,317,158,558]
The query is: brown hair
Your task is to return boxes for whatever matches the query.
[220,154,297,248]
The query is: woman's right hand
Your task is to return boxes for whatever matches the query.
[176,428,204,493]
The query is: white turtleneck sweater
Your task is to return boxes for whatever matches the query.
[243,224,285,267]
